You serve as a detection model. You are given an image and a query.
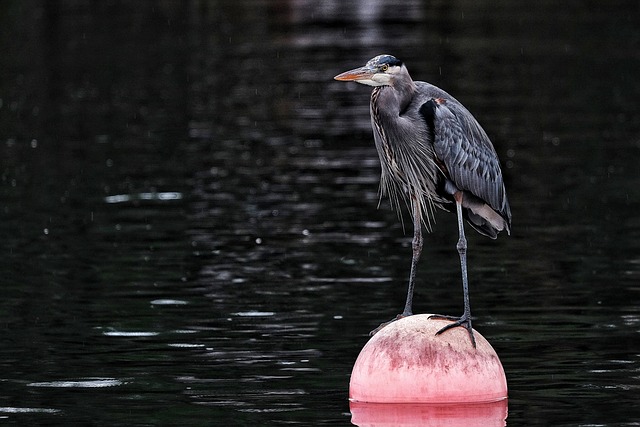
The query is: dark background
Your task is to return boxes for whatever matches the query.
[1,1,639,425]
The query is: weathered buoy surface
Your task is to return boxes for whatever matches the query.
[349,314,507,404]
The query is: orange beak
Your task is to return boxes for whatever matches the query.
[334,66,374,82]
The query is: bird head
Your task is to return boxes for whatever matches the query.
[334,54,403,87]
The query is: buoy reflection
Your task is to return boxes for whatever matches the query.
[350,399,508,427]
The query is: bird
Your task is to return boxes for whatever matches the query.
[334,54,511,347]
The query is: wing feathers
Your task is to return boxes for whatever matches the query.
[420,96,511,232]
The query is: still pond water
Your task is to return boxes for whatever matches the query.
[1,1,639,425]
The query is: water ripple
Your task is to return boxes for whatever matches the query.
[27,378,123,388]
[0,407,60,414]
[104,192,183,204]
[102,331,159,337]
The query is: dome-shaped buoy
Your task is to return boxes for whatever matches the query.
[349,314,507,404]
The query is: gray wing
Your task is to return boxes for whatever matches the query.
[419,96,511,227]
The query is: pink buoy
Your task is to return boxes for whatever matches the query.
[349,314,507,404]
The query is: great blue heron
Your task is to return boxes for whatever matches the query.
[334,54,511,347]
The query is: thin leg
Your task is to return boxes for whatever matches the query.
[430,197,476,348]
[370,199,422,336]
[402,200,423,317]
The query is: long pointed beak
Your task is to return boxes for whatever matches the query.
[334,66,374,81]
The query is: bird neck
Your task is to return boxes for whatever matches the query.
[374,67,416,116]
[395,67,417,113]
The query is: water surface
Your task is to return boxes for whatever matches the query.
[1,1,639,425]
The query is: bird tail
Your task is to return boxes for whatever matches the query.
[460,191,510,239]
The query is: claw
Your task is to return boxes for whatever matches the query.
[429,314,476,348]
[369,313,409,336]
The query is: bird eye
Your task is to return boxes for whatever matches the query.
[381,64,389,72]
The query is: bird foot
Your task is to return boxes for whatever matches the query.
[429,313,476,348]
[369,313,411,336]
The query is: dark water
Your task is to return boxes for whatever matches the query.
[1,1,639,425]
